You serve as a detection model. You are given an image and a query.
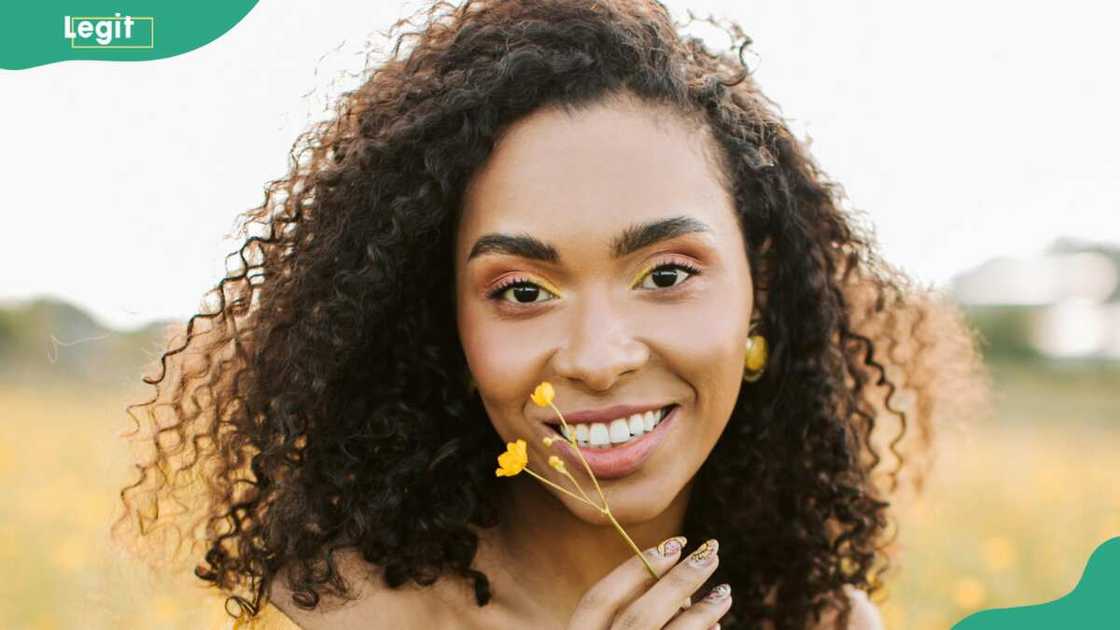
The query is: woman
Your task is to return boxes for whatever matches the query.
[114,1,990,628]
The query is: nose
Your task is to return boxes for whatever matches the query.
[550,290,649,392]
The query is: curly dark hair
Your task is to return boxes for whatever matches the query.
[113,1,992,628]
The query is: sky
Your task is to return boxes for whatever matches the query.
[2,0,1117,331]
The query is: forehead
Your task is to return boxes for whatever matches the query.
[456,98,736,263]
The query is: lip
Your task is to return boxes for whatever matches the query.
[557,402,671,426]
[547,404,679,480]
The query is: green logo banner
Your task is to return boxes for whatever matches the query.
[1,1,259,70]
[953,536,1120,629]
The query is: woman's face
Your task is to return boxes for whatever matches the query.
[454,97,754,524]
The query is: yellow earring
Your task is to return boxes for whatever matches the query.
[743,331,768,383]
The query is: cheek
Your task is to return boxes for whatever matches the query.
[458,301,550,426]
[665,311,743,393]
[642,294,749,423]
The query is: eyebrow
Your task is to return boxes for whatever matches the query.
[466,215,713,264]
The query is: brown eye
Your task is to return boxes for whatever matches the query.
[638,263,699,290]
[490,280,556,304]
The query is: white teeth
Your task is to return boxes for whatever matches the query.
[560,425,574,441]
[566,407,673,448]
[608,419,631,444]
[588,423,611,447]
[628,414,645,437]
[576,423,590,444]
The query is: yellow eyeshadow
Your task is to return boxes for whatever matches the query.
[505,263,665,296]
[629,263,655,290]
[534,276,565,297]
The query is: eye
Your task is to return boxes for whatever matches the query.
[488,277,558,305]
[636,261,701,290]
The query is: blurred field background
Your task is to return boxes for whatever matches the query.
[1,290,1117,629]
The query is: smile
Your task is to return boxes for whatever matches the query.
[545,404,680,480]
[546,404,675,448]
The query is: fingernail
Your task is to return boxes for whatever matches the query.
[657,535,687,558]
[688,539,719,565]
[704,583,732,602]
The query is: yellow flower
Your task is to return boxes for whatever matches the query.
[981,536,1018,572]
[953,576,987,609]
[495,439,528,477]
[548,455,566,473]
[492,413,660,580]
[530,381,555,407]
[542,436,555,447]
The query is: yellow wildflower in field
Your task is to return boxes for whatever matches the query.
[981,535,1018,572]
[953,576,987,609]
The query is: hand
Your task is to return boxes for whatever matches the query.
[567,537,732,630]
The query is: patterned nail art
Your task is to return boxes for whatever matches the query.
[704,583,732,601]
[689,539,719,565]
[657,535,687,557]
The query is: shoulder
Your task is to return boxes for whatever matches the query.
[266,549,434,630]
[809,585,885,630]
[759,584,884,630]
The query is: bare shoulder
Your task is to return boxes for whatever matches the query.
[266,549,432,630]
[808,585,886,630]
[757,584,884,630]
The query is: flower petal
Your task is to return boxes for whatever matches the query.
[495,439,529,477]
[530,382,555,407]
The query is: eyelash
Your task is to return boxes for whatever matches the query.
[486,258,702,306]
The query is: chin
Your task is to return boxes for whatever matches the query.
[576,471,686,524]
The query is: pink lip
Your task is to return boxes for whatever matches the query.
[549,405,679,480]
[559,402,669,425]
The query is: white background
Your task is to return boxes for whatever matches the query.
[2,0,1117,330]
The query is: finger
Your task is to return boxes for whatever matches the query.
[567,535,688,629]
[663,583,732,630]
[611,539,721,630]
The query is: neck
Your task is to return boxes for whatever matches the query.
[472,473,694,628]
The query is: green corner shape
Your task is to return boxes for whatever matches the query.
[1,2,260,70]
[952,536,1120,629]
